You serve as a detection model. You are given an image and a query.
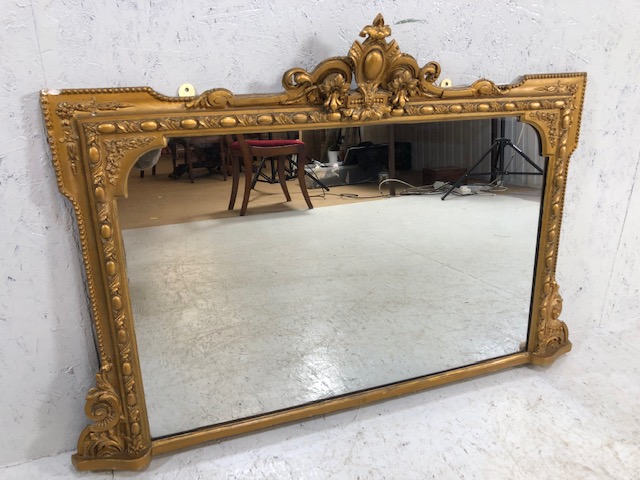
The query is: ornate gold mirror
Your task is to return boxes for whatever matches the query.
[41,14,585,471]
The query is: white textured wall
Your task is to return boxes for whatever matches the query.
[1,0,639,467]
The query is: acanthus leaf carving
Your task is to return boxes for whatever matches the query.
[534,280,569,357]
[79,364,126,458]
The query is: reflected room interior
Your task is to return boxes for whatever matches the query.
[118,118,546,439]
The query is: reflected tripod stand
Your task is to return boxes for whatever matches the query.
[441,118,543,200]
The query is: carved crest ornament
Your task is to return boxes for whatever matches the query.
[40,14,585,471]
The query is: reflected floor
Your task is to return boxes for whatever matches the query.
[122,193,540,438]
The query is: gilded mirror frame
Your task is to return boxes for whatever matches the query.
[40,14,586,471]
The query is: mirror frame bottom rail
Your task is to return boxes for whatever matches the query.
[72,350,565,471]
[150,352,540,456]
[41,14,585,471]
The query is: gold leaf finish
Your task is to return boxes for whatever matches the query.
[103,136,154,186]
[363,49,385,81]
[39,14,586,471]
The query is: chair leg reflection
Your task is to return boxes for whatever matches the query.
[227,135,313,216]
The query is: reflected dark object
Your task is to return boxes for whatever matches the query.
[168,136,228,183]
[442,118,544,200]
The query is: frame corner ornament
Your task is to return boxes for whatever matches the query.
[73,364,151,470]
[531,280,572,365]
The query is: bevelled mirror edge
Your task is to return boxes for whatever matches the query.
[40,13,586,471]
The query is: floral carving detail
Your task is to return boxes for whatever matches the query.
[103,137,155,185]
[530,111,559,147]
[535,81,578,95]
[389,70,419,108]
[55,99,133,174]
[360,13,392,41]
[319,73,349,112]
[341,85,392,121]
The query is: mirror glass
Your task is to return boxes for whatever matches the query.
[119,117,545,438]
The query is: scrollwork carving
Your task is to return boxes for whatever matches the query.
[180,14,511,122]
[281,59,355,108]
[79,365,125,458]
[535,280,569,357]
[186,88,235,110]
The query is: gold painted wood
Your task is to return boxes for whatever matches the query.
[40,14,586,471]
[152,353,531,456]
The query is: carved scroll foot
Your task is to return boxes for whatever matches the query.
[531,280,572,366]
[72,450,152,472]
[530,340,572,366]
[73,365,151,471]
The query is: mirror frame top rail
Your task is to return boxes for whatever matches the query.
[40,13,586,471]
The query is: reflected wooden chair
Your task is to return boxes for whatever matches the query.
[168,136,228,183]
[227,135,314,216]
